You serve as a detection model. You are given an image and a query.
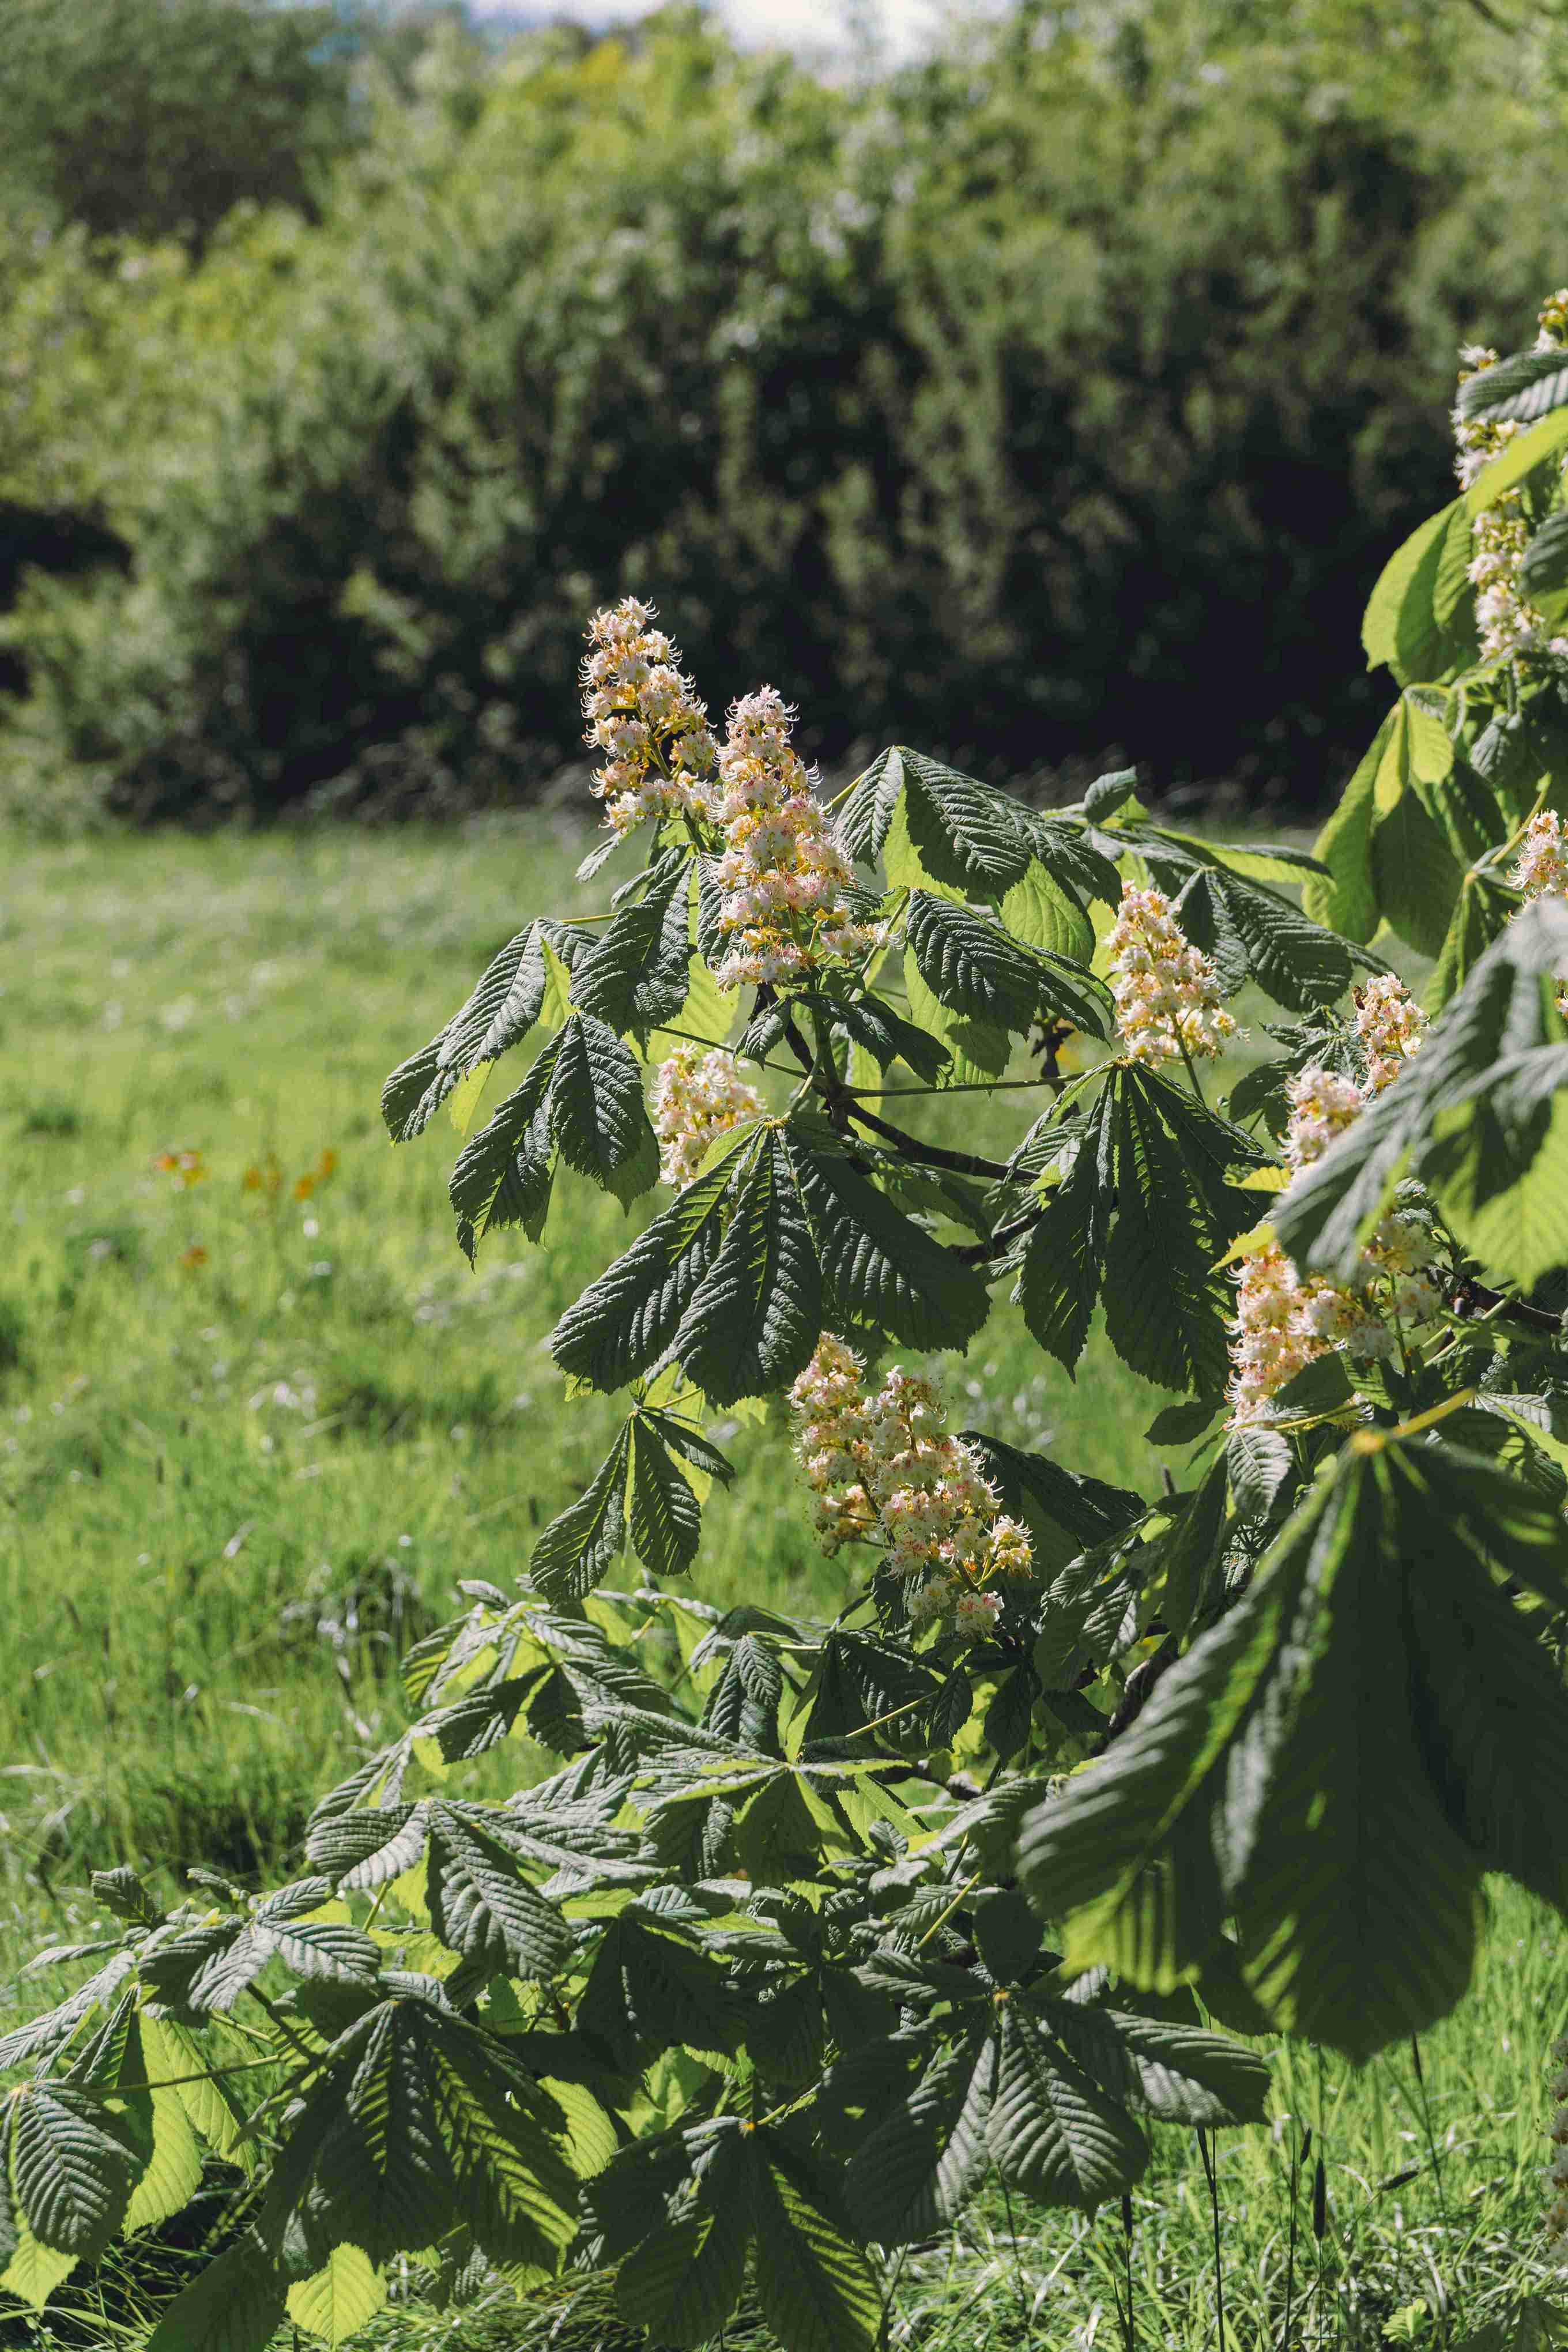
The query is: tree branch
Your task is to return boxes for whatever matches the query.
[840,1095,1012,1182]
[1457,1280,1563,1336]
[953,1205,1045,1266]
[1090,1634,1181,1758]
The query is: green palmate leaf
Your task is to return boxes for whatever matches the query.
[1469,703,1549,815]
[429,1673,537,1762]
[1015,1433,1568,2062]
[1001,862,1095,963]
[546,1011,657,1200]
[1420,870,1523,1007]
[903,944,1011,1081]
[1456,346,1568,428]
[987,2002,1147,2209]
[1174,866,1356,1012]
[985,1665,1038,1764]
[9,2082,148,2260]
[425,1806,573,1979]
[0,2113,18,2272]
[906,891,1109,1039]
[1276,899,1568,1288]
[1360,499,1477,685]
[1022,815,1124,908]
[285,2245,388,2347]
[269,1997,574,2271]
[578,1917,737,2070]
[906,891,1043,1030]
[617,2191,752,2349]
[1220,1461,1487,2055]
[571,852,693,1036]
[706,1633,785,1750]
[1226,1424,1294,1524]
[381,924,548,1141]
[146,2234,288,2352]
[136,1890,379,2015]
[735,1767,852,1884]
[1100,1073,1236,1397]
[752,2133,883,2352]
[1465,406,1568,514]
[628,1415,704,1577]
[123,2036,205,2234]
[530,1423,632,1601]
[1386,1446,1568,1908]
[1424,753,1514,880]
[1043,2002,1269,2128]
[448,1031,560,1262]
[637,1406,736,1509]
[423,2025,580,2270]
[91,1865,160,1928]
[1014,1101,1114,1377]
[1,2241,76,2319]
[672,1133,822,1404]
[784,1129,990,1352]
[551,1134,756,1392]
[806,1629,940,1750]
[1305,710,1395,944]
[839,744,1035,895]
[1030,1542,1139,1687]
[965,1427,1141,1561]
[1080,768,1141,822]
[846,2022,992,2239]
[1522,508,1568,633]
[141,2010,255,2177]
[828,990,951,1084]
[615,2121,755,2349]
[1370,774,1463,960]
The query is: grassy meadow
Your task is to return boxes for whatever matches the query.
[0,822,1563,2349]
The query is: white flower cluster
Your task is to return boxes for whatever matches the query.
[650,1043,764,1190]
[582,598,719,838]
[1282,1063,1363,1174]
[1455,293,1568,664]
[1512,808,1568,903]
[710,689,879,990]
[1352,973,1428,1095]
[1544,2036,1568,2265]
[1226,983,1442,1424]
[787,1335,1032,1642]
[1509,807,1568,1016]
[1107,883,1237,1067]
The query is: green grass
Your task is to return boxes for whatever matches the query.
[0,823,1153,1905]
[0,823,1561,2351]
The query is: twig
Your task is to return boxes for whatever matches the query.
[953,1207,1046,1267]
[1090,1635,1180,1758]
[839,1094,1012,1181]
[1458,1279,1562,1335]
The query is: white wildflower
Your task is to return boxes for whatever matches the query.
[787,1338,1034,1629]
[1352,974,1428,1094]
[1455,289,1568,662]
[650,1043,764,1190]
[1512,809,1568,903]
[1107,883,1236,1067]
[1283,1065,1363,1173]
[710,688,879,989]
[581,598,718,837]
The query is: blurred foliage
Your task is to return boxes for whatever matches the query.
[1,0,1566,821]
[0,0,360,249]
